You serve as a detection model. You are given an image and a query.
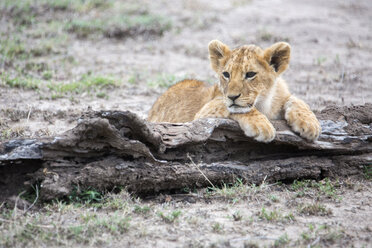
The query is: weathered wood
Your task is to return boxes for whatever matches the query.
[0,104,371,201]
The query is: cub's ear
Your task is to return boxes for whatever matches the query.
[208,40,231,72]
[263,42,291,74]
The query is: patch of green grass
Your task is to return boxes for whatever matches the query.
[56,188,133,211]
[5,223,52,246]
[1,0,36,25]
[0,74,40,90]
[1,0,63,10]
[101,191,133,211]
[291,178,339,199]
[207,178,268,203]
[96,92,107,98]
[47,74,117,97]
[0,36,58,69]
[128,73,140,84]
[29,43,54,57]
[64,19,105,38]
[133,205,151,215]
[208,178,244,197]
[0,37,28,62]
[211,222,223,233]
[258,207,281,222]
[0,0,113,28]
[126,14,171,30]
[65,13,171,39]
[284,213,295,221]
[315,179,338,198]
[270,194,279,202]
[301,231,311,242]
[24,62,49,73]
[363,164,372,180]
[274,233,290,247]
[316,56,327,66]
[72,0,113,12]
[158,210,182,223]
[69,212,131,243]
[298,203,332,216]
[67,187,104,204]
[42,71,53,80]
[298,223,345,246]
[231,0,253,7]
[321,230,344,244]
[258,207,295,222]
[86,213,131,235]
[0,188,139,247]
[1,0,113,16]
[291,180,309,192]
[0,208,131,247]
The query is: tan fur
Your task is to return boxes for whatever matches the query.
[148,40,321,142]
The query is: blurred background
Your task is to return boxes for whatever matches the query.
[0,0,371,139]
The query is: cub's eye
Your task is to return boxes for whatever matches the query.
[222,71,230,79]
[245,72,257,79]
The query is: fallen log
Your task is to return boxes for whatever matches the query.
[0,104,371,201]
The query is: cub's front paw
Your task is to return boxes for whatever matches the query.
[285,96,321,141]
[286,111,321,141]
[236,114,276,143]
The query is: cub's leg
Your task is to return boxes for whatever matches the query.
[230,108,276,143]
[194,97,230,119]
[284,95,321,141]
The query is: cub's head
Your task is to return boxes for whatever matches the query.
[208,40,290,113]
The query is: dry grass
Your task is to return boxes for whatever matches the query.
[0,178,361,247]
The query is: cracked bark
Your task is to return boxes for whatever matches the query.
[0,104,371,201]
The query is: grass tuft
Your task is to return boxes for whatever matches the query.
[0,74,40,90]
[133,205,151,215]
[67,187,104,204]
[363,164,372,180]
[291,178,339,199]
[274,233,290,247]
[258,207,295,222]
[211,222,223,233]
[47,74,117,98]
[299,203,332,216]
[206,178,267,203]
[65,14,171,39]
[0,37,27,63]
[158,210,182,223]
[258,207,281,222]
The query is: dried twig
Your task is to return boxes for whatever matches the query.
[26,105,33,123]
[24,184,39,214]
[12,190,26,219]
[187,153,215,188]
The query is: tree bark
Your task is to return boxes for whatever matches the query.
[1,104,371,201]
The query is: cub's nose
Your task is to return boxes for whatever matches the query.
[228,94,241,101]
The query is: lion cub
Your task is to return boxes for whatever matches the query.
[148,40,321,142]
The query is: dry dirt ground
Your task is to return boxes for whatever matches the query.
[0,0,371,247]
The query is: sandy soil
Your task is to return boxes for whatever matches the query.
[0,0,371,247]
